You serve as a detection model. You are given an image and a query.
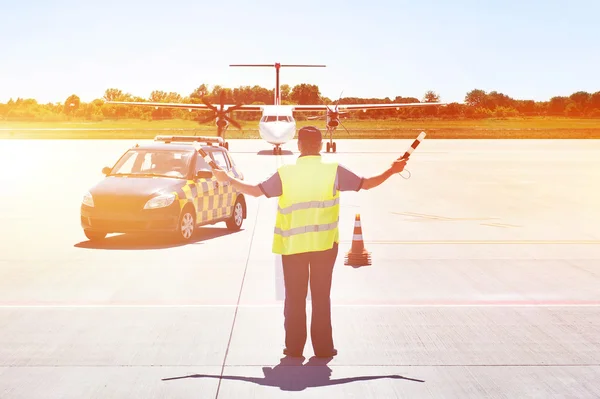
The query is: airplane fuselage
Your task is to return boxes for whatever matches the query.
[257,105,296,146]
[230,63,326,153]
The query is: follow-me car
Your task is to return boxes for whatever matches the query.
[80,136,247,242]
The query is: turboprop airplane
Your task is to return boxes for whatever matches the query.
[107,63,444,154]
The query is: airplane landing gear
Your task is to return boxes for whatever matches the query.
[273,145,282,155]
[325,128,337,153]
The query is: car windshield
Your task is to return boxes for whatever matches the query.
[110,149,193,179]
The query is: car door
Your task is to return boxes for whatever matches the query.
[208,148,236,220]
[192,151,218,225]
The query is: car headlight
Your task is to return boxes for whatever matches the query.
[82,192,94,207]
[144,193,176,209]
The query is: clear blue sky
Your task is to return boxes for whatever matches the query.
[1,0,598,104]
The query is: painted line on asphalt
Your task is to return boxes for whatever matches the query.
[339,240,600,244]
[2,301,600,308]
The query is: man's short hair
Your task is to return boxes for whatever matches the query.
[298,126,322,142]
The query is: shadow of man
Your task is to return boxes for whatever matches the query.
[162,355,424,392]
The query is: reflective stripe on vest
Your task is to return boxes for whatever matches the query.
[277,197,340,214]
[272,156,340,255]
[274,221,339,237]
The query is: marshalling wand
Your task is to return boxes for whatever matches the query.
[397,131,426,179]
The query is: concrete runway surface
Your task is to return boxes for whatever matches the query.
[0,138,599,398]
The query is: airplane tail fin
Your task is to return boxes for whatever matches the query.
[230,63,326,105]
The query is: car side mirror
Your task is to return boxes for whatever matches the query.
[196,170,213,179]
[102,166,111,175]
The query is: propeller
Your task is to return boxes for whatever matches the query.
[336,116,351,135]
[307,90,347,127]
[308,91,350,134]
[196,90,245,137]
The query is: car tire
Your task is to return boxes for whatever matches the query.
[226,197,244,231]
[176,205,196,241]
[84,230,107,241]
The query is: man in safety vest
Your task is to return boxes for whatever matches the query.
[212,126,407,358]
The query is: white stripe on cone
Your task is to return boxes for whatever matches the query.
[353,234,363,241]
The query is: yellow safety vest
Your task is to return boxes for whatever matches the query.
[273,156,340,255]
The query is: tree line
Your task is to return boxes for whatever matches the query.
[1,83,599,122]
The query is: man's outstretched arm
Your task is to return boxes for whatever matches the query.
[360,158,407,190]
[212,168,264,197]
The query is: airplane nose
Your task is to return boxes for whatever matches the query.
[259,121,296,144]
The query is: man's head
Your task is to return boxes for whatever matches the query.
[297,126,323,155]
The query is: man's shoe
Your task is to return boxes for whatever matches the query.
[283,348,303,358]
[315,348,337,358]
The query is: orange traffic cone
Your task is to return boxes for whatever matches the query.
[344,214,371,267]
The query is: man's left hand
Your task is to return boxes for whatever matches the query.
[389,157,408,174]
[212,168,230,182]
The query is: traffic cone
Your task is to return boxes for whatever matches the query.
[344,214,371,267]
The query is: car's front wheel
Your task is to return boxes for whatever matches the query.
[84,230,107,241]
[226,197,244,230]
[176,206,196,241]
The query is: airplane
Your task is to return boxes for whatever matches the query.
[107,63,445,155]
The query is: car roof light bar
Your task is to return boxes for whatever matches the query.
[154,135,224,145]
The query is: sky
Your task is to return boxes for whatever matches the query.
[1,0,599,104]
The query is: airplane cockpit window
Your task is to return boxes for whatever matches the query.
[262,115,293,122]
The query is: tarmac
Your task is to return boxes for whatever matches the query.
[0,138,599,398]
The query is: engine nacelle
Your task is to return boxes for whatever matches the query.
[216,118,228,128]
[327,118,339,128]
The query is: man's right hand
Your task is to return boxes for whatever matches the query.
[389,157,408,174]
[212,168,230,182]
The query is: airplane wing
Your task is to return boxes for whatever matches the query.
[105,101,264,112]
[291,102,445,112]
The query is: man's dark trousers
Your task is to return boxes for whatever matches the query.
[281,242,339,356]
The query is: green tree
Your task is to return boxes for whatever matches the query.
[588,91,600,114]
[290,83,321,104]
[465,89,487,108]
[63,94,80,115]
[548,96,569,116]
[569,91,590,109]
[190,84,209,102]
[423,90,440,103]
[280,84,291,102]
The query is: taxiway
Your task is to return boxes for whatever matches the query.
[0,138,599,398]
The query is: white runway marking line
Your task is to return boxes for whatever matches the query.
[338,240,600,244]
[2,303,600,308]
